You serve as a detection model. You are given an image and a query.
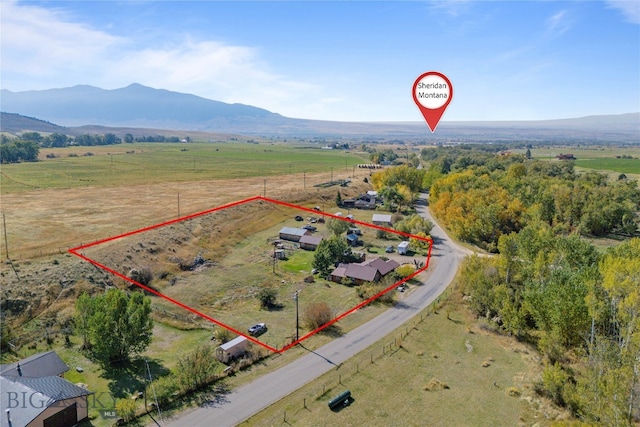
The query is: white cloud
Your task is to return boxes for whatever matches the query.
[605,0,640,24]
[427,0,472,18]
[1,1,124,86]
[0,1,329,119]
[545,10,571,37]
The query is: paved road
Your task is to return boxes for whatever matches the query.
[164,194,470,426]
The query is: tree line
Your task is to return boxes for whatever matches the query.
[369,147,638,422]
[459,230,639,423]
[427,150,639,251]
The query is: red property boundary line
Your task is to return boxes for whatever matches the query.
[69,196,433,354]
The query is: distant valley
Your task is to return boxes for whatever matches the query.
[1,84,638,142]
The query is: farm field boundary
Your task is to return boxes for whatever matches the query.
[69,196,433,354]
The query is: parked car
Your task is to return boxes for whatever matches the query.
[385,245,394,253]
[295,215,304,221]
[248,323,267,336]
[303,225,317,231]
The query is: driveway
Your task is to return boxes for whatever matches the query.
[163,194,470,426]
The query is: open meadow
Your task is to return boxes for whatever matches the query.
[531,146,640,177]
[240,292,559,427]
[1,142,369,260]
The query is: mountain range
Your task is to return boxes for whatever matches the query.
[1,84,639,141]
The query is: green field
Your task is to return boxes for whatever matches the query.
[530,146,640,176]
[1,142,367,193]
[240,294,550,427]
[574,157,640,174]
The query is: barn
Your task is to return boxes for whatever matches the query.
[279,227,310,242]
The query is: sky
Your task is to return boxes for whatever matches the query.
[1,0,639,122]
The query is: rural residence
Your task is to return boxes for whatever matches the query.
[1,351,93,427]
[330,258,400,285]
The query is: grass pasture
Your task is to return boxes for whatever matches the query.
[240,293,554,427]
[2,142,367,193]
[1,142,372,260]
[530,146,640,177]
[574,157,640,175]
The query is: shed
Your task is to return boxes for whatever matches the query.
[279,227,310,242]
[398,241,410,255]
[372,214,392,226]
[216,336,249,363]
[300,235,323,250]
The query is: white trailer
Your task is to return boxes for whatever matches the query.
[397,241,410,255]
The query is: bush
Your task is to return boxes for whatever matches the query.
[214,328,232,343]
[150,374,180,406]
[304,302,333,330]
[128,267,153,286]
[394,264,415,279]
[176,345,220,393]
[115,398,137,422]
[541,362,569,406]
[257,287,278,309]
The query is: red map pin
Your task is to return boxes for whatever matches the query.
[412,71,453,133]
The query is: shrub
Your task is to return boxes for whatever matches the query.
[115,398,137,422]
[303,302,333,330]
[176,345,220,393]
[394,264,415,279]
[257,287,278,309]
[151,374,180,405]
[128,267,153,286]
[541,362,569,406]
[214,327,232,343]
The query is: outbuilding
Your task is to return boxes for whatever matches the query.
[216,336,249,363]
[279,227,310,242]
[372,214,392,226]
[300,235,323,250]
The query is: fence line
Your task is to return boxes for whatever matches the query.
[282,285,455,421]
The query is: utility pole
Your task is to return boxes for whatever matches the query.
[293,290,301,342]
[2,213,9,260]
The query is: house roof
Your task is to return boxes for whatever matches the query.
[345,264,379,281]
[299,235,322,246]
[331,263,349,279]
[365,258,400,276]
[279,227,309,237]
[219,336,247,352]
[372,214,392,223]
[0,350,69,378]
[332,263,378,282]
[1,376,93,427]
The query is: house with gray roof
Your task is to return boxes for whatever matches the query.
[1,351,93,427]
